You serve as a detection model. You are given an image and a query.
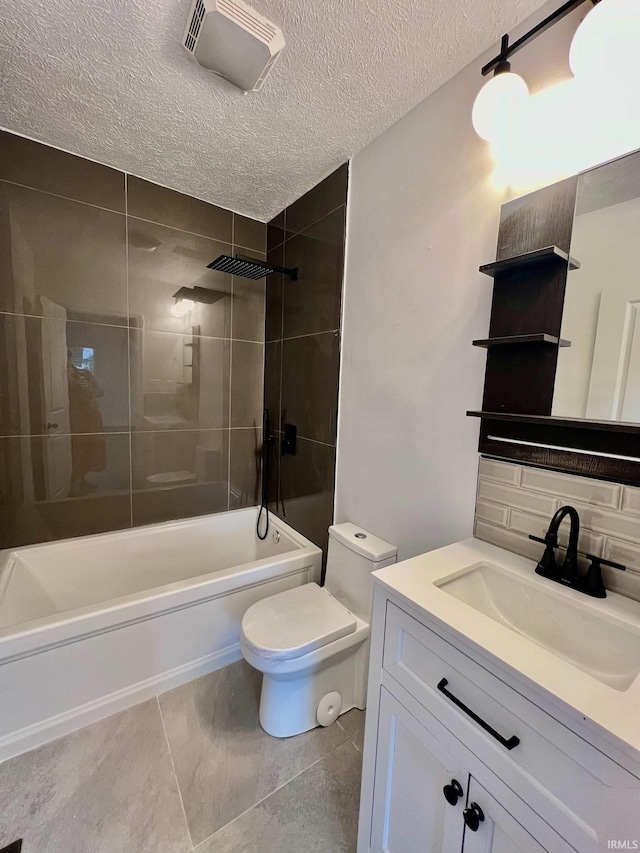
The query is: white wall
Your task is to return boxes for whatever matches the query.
[335,3,585,561]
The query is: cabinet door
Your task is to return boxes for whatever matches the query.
[462,778,575,853]
[370,687,466,853]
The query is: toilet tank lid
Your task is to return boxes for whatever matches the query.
[328,523,397,561]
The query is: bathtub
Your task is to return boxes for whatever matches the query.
[0,507,321,761]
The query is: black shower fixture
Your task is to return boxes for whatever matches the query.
[172,286,226,304]
[207,254,298,281]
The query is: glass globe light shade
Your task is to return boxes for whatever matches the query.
[570,0,640,81]
[472,70,529,141]
[170,298,195,318]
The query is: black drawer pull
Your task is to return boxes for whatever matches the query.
[463,803,485,832]
[437,678,520,751]
[443,778,464,806]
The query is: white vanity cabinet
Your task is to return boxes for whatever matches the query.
[358,578,640,853]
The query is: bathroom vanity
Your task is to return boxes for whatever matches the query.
[357,538,640,853]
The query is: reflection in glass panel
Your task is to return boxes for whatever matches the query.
[0,434,131,548]
[553,149,640,423]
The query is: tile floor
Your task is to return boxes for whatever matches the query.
[0,660,365,853]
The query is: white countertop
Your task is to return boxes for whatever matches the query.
[373,537,640,764]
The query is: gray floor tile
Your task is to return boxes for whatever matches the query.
[195,739,362,853]
[339,708,366,752]
[0,700,191,853]
[158,659,350,846]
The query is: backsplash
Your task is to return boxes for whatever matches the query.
[0,130,266,548]
[475,457,640,602]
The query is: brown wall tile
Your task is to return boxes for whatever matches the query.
[281,332,340,445]
[127,176,232,242]
[0,182,127,323]
[267,210,285,253]
[131,429,229,525]
[0,433,131,547]
[277,437,336,551]
[0,315,129,436]
[232,278,266,343]
[265,244,285,342]
[230,427,261,509]
[282,206,345,338]
[285,164,348,237]
[264,341,281,432]
[0,130,125,212]
[0,132,334,550]
[127,218,232,337]
[231,341,264,428]
[129,330,230,431]
[234,214,266,252]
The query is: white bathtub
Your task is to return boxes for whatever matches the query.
[0,507,321,761]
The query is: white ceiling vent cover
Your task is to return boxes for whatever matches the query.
[182,0,285,92]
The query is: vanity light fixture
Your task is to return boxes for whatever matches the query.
[472,36,529,141]
[570,0,640,81]
[472,0,601,143]
[171,286,226,317]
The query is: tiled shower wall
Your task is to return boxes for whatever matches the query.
[0,130,266,548]
[264,164,348,554]
[475,457,640,602]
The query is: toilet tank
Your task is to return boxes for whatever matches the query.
[325,523,397,621]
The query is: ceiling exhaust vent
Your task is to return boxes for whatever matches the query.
[182,0,285,92]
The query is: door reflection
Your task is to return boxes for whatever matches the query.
[67,348,106,497]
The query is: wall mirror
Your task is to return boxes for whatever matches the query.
[553,149,640,423]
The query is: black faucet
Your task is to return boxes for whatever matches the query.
[530,505,580,584]
[529,505,626,597]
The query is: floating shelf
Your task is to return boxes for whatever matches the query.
[473,333,570,349]
[479,246,581,278]
[466,411,640,434]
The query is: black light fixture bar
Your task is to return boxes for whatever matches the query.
[481,0,595,76]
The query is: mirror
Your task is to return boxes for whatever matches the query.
[553,149,640,422]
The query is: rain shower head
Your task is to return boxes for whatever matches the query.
[207,254,298,281]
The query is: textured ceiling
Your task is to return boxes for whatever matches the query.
[1,0,547,221]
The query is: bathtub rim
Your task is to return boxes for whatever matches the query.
[0,507,322,666]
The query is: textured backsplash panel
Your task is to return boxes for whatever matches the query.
[475,458,640,602]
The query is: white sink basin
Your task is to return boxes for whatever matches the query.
[437,563,640,691]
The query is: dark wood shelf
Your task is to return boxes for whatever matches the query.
[467,411,640,434]
[473,334,570,349]
[479,246,580,278]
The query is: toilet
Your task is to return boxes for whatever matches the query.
[240,522,397,738]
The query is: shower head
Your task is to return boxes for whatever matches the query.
[207,254,298,281]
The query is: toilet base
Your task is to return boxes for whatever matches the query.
[258,639,369,738]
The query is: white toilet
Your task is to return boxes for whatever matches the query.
[240,522,397,738]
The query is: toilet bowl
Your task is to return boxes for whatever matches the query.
[241,522,397,738]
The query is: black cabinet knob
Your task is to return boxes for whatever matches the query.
[463,802,485,832]
[442,779,463,806]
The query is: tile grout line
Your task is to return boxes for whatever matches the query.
[227,215,235,511]
[129,211,264,253]
[125,173,134,530]
[0,180,266,252]
[0,177,126,216]
[192,733,351,851]
[0,311,265,345]
[267,201,346,252]
[1,427,257,439]
[280,328,340,342]
[155,696,195,852]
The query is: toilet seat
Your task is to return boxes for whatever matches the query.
[241,582,357,662]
